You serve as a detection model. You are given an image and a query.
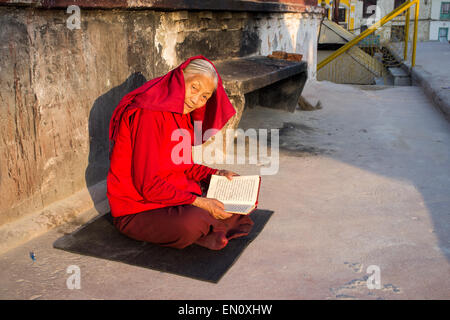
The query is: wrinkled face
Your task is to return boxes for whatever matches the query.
[183,72,215,114]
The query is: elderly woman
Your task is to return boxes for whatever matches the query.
[107,56,254,250]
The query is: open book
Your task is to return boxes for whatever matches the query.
[206,174,261,215]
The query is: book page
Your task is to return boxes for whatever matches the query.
[206,175,260,205]
[223,203,255,214]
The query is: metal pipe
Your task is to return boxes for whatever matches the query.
[404,2,411,61]
[412,0,420,67]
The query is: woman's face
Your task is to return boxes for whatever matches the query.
[183,72,215,114]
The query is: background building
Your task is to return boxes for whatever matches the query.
[319,0,450,43]
[430,0,450,41]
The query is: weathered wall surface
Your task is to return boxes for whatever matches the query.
[0,0,318,10]
[0,6,321,227]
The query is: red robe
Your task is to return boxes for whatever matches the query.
[107,107,217,217]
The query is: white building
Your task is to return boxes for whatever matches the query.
[429,0,450,41]
[320,1,449,43]
[353,0,431,43]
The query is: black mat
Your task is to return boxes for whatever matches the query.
[53,209,274,283]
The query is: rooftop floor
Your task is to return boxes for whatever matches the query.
[1,80,449,300]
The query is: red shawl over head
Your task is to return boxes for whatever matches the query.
[108,55,236,158]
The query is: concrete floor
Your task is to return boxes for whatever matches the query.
[1,80,449,300]
[413,41,450,78]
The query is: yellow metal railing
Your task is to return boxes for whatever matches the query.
[317,0,420,71]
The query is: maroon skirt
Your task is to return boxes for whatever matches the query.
[114,179,255,250]
[113,203,254,250]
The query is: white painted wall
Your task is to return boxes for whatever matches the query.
[256,12,323,80]
[431,0,449,19]
[354,0,364,33]
[155,10,323,81]
[430,20,450,40]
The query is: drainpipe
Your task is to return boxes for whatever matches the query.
[332,0,341,23]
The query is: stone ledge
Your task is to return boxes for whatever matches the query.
[214,55,308,96]
[207,55,308,150]
[411,66,450,123]
[0,180,109,255]
[0,0,321,13]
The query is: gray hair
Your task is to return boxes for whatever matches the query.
[183,59,218,90]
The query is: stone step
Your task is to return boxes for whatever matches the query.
[387,67,411,86]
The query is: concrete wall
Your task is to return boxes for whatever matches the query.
[0,6,322,227]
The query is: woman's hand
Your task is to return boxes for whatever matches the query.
[216,169,239,181]
[192,197,233,220]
